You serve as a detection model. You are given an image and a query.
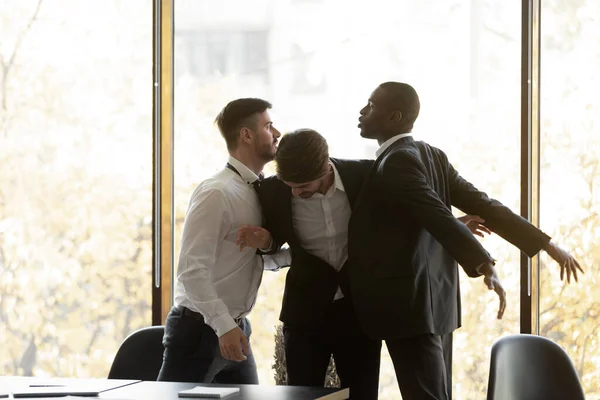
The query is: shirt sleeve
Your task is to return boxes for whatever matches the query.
[262,245,292,271]
[176,187,238,337]
[257,237,273,253]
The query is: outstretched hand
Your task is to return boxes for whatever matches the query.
[458,215,492,238]
[544,241,584,284]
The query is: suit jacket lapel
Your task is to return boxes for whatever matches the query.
[331,158,359,210]
[273,179,301,248]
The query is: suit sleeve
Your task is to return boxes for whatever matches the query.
[378,151,494,277]
[257,179,287,255]
[446,159,551,257]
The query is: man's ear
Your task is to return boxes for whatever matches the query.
[391,110,403,122]
[240,127,253,145]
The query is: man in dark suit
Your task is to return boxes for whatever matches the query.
[237,129,493,399]
[239,128,382,399]
[348,81,583,399]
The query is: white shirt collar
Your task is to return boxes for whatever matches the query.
[375,133,413,157]
[307,162,346,199]
[227,155,260,184]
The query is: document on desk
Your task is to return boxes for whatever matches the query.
[178,386,240,398]
[11,387,99,398]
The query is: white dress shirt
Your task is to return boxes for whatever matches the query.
[291,163,351,300]
[174,156,264,337]
[375,133,413,157]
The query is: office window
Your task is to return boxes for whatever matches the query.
[539,0,600,396]
[291,43,327,94]
[177,30,269,83]
[174,1,521,398]
[0,1,152,377]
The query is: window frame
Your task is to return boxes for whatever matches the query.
[152,0,543,331]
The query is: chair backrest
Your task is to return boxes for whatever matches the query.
[108,325,165,381]
[487,334,585,400]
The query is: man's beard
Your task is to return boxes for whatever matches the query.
[257,142,276,162]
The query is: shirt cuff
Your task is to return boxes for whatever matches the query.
[475,258,496,275]
[210,313,238,337]
[475,263,485,275]
[258,237,273,253]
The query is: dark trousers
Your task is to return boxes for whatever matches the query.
[283,298,382,400]
[157,306,258,384]
[442,332,453,400]
[386,333,452,400]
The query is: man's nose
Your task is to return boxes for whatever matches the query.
[291,188,302,197]
[273,128,281,138]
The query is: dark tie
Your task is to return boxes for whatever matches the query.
[252,173,264,191]
[227,163,266,254]
[226,163,263,192]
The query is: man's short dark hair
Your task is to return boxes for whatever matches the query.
[275,129,329,183]
[379,82,420,130]
[214,98,272,150]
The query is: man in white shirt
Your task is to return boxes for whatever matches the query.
[157,98,281,384]
[238,128,381,399]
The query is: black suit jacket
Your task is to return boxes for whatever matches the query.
[347,137,550,340]
[257,157,373,328]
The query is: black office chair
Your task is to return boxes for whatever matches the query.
[108,325,165,381]
[487,334,585,400]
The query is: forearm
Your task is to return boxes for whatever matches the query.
[260,222,286,255]
[179,265,237,337]
[258,236,285,255]
[449,166,551,256]
[256,237,275,255]
[460,201,551,256]
[381,191,494,276]
[380,154,494,275]
[420,211,495,277]
[178,188,239,336]
[542,239,556,253]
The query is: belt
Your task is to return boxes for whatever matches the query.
[179,306,243,326]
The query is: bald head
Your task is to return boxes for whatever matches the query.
[358,81,421,141]
[378,81,420,130]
